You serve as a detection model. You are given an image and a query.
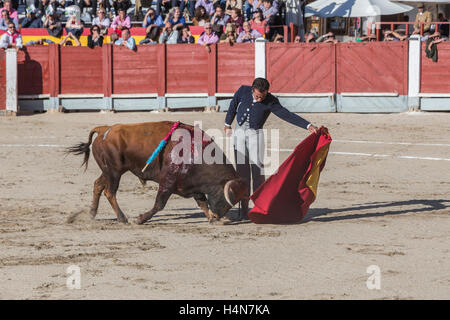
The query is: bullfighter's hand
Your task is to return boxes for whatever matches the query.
[308,125,319,134]
[224,125,232,137]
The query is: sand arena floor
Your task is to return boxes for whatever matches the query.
[0,111,449,299]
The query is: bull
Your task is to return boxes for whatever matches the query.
[67,121,248,224]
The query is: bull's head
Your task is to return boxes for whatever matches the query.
[206,178,248,221]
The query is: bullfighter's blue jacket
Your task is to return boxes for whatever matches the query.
[225,85,311,130]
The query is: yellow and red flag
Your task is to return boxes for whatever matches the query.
[249,127,332,224]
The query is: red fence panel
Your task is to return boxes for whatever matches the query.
[0,50,5,110]
[17,46,50,95]
[266,43,335,93]
[112,45,160,94]
[420,42,450,93]
[336,42,408,95]
[166,44,209,93]
[217,43,254,93]
[60,46,103,94]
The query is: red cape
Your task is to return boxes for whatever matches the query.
[249,127,332,224]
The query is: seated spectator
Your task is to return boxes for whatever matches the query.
[112,0,131,16]
[142,8,164,41]
[111,8,131,34]
[21,7,43,28]
[165,6,185,30]
[88,25,103,48]
[356,34,376,42]
[44,12,63,37]
[382,30,407,41]
[220,22,237,44]
[197,22,218,52]
[294,35,301,43]
[65,12,83,38]
[438,13,449,38]
[114,27,136,50]
[159,21,179,44]
[60,32,81,46]
[225,0,242,16]
[178,26,195,43]
[75,0,97,17]
[261,0,281,39]
[273,33,283,43]
[0,9,18,30]
[425,31,445,62]
[316,32,338,43]
[236,21,262,43]
[25,38,55,46]
[211,6,229,31]
[109,32,119,44]
[250,8,267,35]
[305,32,316,43]
[97,0,111,12]
[228,7,244,33]
[413,3,432,35]
[156,0,188,18]
[192,5,210,26]
[0,0,18,21]
[195,0,214,16]
[92,8,111,35]
[252,0,278,13]
[0,21,22,49]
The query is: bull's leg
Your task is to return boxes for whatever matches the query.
[104,173,128,223]
[193,193,216,222]
[136,189,172,224]
[90,174,107,219]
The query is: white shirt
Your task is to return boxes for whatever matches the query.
[0,32,22,49]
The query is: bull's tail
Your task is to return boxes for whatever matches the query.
[66,126,109,171]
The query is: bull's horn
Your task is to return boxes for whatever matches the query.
[223,180,235,207]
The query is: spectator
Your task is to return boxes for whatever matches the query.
[60,32,81,46]
[0,9,18,30]
[155,0,188,18]
[178,26,195,43]
[115,27,136,50]
[262,0,281,40]
[294,35,301,43]
[0,21,22,49]
[21,6,43,28]
[111,8,131,33]
[273,33,283,42]
[65,12,83,38]
[197,22,218,52]
[88,25,104,48]
[74,0,97,16]
[252,0,278,13]
[97,0,111,13]
[0,0,18,21]
[142,8,164,41]
[219,22,237,44]
[413,3,432,35]
[250,8,267,35]
[92,8,111,35]
[112,0,131,16]
[44,12,63,37]
[316,31,339,43]
[305,32,316,43]
[244,0,253,20]
[382,30,407,42]
[356,33,376,42]
[438,13,449,38]
[25,38,55,45]
[192,5,210,26]
[228,7,244,33]
[225,0,242,16]
[236,20,262,42]
[195,0,214,16]
[211,6,229,36]
[159,21,179,44]
[165,7,186,30]
[425,31,445,62]
[109,32,119,43]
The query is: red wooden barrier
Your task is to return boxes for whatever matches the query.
[0,50,6,109]
[217,43,254,93]
[112,44,160,94]
[17,46,50,95]
[266,43,335,93]
[336,42,408,94]
[166,44,209,93]
[420,42,450,93]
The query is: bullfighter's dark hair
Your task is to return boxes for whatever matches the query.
[252,78,270,92]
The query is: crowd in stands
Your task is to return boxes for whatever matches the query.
[0,0,449,51]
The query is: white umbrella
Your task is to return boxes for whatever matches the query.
[305,0,414,17]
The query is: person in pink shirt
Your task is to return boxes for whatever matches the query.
[197,22,218,53]
[111,8,131,32]
[0,0,18,21]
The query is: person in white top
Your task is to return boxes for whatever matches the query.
[0,22,22,49]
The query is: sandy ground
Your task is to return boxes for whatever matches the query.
[0,110,449,300]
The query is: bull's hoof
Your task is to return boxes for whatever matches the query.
[136,215,146,225]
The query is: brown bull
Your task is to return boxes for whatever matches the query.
[67,121,247,224]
